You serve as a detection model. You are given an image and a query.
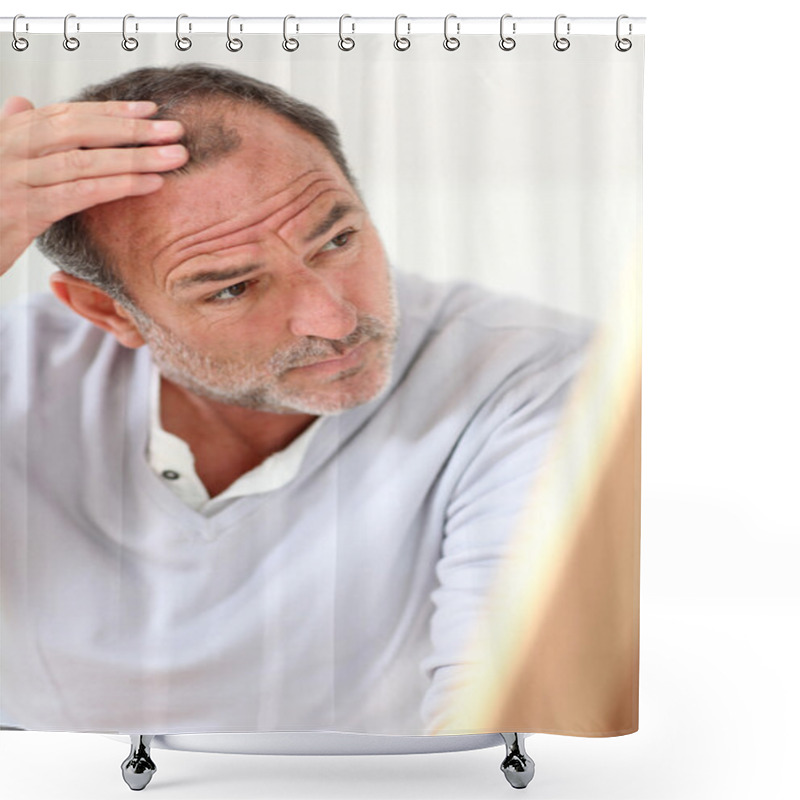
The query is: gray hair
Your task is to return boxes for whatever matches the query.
[36,64,356,304]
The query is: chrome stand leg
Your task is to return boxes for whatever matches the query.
[500,732,535,789]
[121,735,157,791]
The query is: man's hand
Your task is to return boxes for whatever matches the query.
[0,97,188,276]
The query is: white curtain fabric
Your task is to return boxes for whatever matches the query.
[1,28,643,738]
[1,33,642,316]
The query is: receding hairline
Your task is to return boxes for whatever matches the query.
[78,107,364,309]
[155,96,244,174]
[157,98,356,180]
[68,64,356,184]
[35,64,359,303]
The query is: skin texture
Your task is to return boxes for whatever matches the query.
[48,105,398,497]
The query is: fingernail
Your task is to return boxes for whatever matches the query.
[152,120,183,136]
[141,174,165,189]
[158,144,187,159]
[128,101,157,113]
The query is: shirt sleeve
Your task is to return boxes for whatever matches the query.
[420,327,591,733]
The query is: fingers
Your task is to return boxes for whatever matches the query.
[27,174,169,227]
[0,99,186,274]
[1,96,35,119]
[22,143,188,187]
[1,99,158,130]
[6,108,184,158]
[1,99,186,186]
[1,100,177,160]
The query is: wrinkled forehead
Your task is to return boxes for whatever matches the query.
[83,108,356,272]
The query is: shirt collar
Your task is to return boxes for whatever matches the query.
[146,365,322,513]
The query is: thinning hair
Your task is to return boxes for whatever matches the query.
[36,64,357,304]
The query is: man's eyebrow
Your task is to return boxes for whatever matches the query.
[304,202,359,243]
[174,263,262,291]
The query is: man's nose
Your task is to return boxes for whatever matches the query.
[286,269,358,341]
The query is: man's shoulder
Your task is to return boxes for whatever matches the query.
[394,270,594,368]
[2,291,81,333]
[0,292,133,387]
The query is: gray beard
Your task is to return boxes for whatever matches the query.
[128,302,399,416]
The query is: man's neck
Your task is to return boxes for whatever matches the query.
[159,377,317,498]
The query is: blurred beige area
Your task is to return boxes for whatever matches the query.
[436,257,641,737]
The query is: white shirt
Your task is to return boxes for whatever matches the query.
[146,366,322,513]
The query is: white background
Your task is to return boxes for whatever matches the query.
[1,2,798,800]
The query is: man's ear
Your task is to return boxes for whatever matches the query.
[49,271,146,349]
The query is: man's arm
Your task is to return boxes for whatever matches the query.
[0,96,188,276]
[420,330,591,734]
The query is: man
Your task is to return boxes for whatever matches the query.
[0,65,591,735]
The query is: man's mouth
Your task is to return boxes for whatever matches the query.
[288,341,368,374]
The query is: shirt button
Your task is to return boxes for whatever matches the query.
[162,470,180,480]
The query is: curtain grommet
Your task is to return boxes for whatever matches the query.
[615,15,633,51]
[12,15,29,51]
[443,14,460,51]
[499,14,516,51]
[121,14,139,51]
[553,14,570,52]
[394,15,411,51]
[282,15,300,52]
[63,13,80,51]
[175,14,192,51]
[338,14,355,51]
[226,15,243,52]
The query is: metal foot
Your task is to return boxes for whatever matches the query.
[500,733,535,789]
[121,735,157,791]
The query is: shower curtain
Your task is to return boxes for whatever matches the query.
[0,18,644,741]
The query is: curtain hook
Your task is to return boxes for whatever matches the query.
[122,14,139,51]
[338,14,355,51]
[615,15,632,52]
[226,15,243,51]
[175,14,192,52]
[499,14,516,51]
[394,14,410,51]
[443,14,460,51]
[175,14,192,50]
[283,15,299,52]
[553,14,570,52]
[12,14,29,51]
[63,13,80,51]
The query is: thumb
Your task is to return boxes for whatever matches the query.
[1,96,35,119]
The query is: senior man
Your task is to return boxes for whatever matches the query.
[0,65,591,736]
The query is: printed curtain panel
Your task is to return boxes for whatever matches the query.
[1,21,643,744]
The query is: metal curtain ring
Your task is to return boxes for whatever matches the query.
[394,14,410,51]
[553,14,570,51]
[499,13,516,51]
[615,14,632,51]
[63,13,80,51]
[283,15,299,51]
[12,14,29,51]
[122,14,139,51]
[226,15,243,51]
[443,14,460,51]
[175,14,192,50]
[338,14,355,51]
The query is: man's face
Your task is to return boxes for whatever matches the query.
[86,105,398,415]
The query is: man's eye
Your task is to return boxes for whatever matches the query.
[319,230,354,252]
[211,281,249,302]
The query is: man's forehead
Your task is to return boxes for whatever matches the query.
[86,108,354,260]
[177,105,343,193]
[221,105,329,162]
